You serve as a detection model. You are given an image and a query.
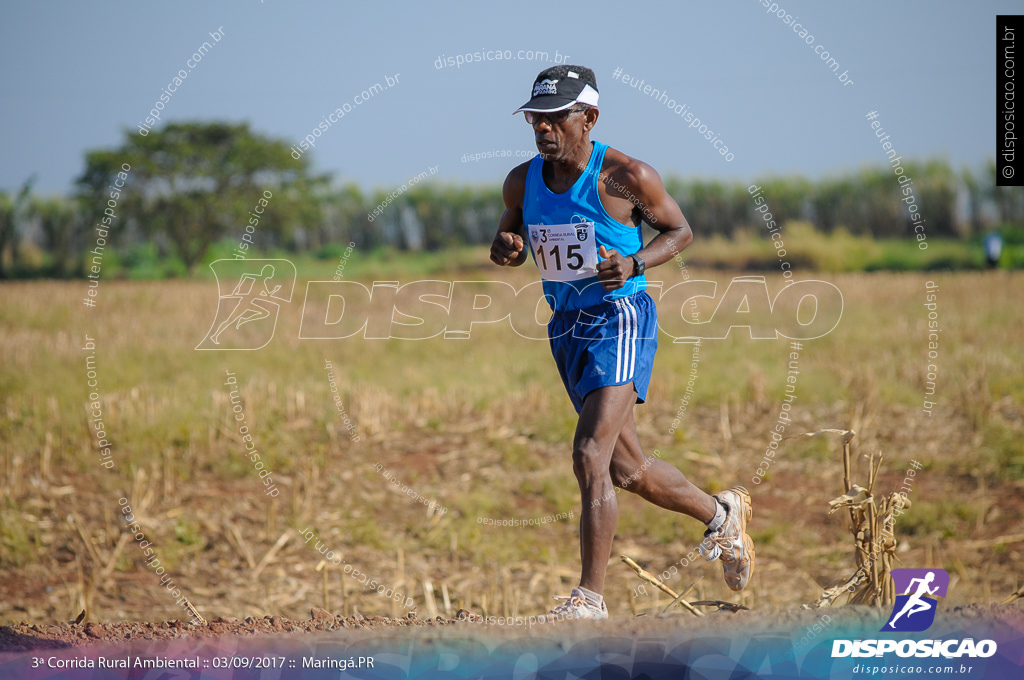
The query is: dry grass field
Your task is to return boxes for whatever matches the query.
[1,258,1022,626]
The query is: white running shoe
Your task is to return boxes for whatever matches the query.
[705,486,755,591]
[542,588,609,621]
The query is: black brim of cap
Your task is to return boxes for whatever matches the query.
[512,96,578,114]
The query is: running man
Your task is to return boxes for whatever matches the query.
[210,264,282,344]
[888,572,939,627]
[490,65,755,620]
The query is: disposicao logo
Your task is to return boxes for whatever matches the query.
[831,568,998,659]
[882,568,949,632]
[196,259,296,350]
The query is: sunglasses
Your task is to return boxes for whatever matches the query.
[524,107,586,125]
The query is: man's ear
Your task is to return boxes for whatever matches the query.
[584,107,599,131]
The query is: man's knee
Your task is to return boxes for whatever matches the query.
[572,438,608,478]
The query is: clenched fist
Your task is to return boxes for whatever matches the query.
[596,245,631,290]
[490,231,525,266]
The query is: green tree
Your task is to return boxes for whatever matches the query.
[32,195,83,277]
[666,179,747,237]
[811,176,855,234]
[754,177,813,231]
[857,167,902,237]
[0,191,13,278]
[0,179,34,278]
[903,159,958,237]
[961,165,986,236]
[77,122,325,273]
[318,183,367,250]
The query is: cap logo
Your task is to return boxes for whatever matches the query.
[533,79,559,96]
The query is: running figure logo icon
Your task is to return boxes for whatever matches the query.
[196,259,296,350]
[881,568,949,632]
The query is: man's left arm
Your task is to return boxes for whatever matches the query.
[595,161,693,290]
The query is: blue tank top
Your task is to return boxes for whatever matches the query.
[522,140,647,312]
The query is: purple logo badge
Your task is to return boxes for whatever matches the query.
[881,568,949,632]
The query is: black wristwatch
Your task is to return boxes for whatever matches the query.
[630,254,646,278]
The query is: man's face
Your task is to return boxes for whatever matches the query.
[529,106,598,161]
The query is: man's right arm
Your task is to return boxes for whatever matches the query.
[490,163,530,267]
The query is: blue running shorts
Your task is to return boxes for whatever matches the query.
[548,291,659,413]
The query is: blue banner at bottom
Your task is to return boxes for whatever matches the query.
[1,614,1022,679]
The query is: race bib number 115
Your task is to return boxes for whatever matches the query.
[527,222,599,282]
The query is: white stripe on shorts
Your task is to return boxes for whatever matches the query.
[621,296,639,380]
[614,298,637,383]
[615,300,625,382]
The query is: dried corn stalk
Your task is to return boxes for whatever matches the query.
[799,430,908,609]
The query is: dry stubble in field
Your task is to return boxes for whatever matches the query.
[0,270,1022,624]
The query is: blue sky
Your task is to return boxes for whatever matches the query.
[0,0,1012,194]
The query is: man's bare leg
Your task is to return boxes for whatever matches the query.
[572,383,637,594]
[607,413,717,521]
[605,412,756,591]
